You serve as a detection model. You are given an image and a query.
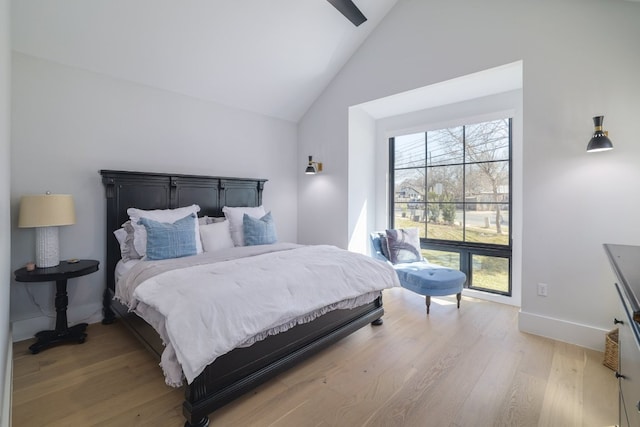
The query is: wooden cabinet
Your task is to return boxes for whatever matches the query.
[605,244,640,426]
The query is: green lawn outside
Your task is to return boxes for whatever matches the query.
[472,255,509,293]
[395,216,509,245]
[393,217,509,293]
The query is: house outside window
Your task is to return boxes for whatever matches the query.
[390,118,512,295]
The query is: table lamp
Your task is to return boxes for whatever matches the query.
[18,193,76,268]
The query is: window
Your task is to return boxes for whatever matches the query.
[390,118,512,295]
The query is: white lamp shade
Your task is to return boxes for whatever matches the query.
[18,194,76,228]
[19,194,76,267]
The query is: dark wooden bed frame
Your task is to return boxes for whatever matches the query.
[100,169,384,427]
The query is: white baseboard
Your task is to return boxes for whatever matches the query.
[12,316,53,343]
[463,288,520,307]
[2,328,12,427]
[518,310,609,351]
[12,302,103,342]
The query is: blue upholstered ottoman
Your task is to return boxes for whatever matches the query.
[369,232,467,314]
[394,263,466,314]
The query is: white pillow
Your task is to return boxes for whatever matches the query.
[113,228,127,249]
[127,205,202,256]
[199,220,234,252]
[222,205,266,246]
[113,222,143,262]
[113,227,127,249]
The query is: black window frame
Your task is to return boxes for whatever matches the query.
[389,118,513,296]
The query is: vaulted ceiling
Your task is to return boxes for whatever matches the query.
[11,0,399,122]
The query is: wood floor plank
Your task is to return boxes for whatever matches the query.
[366,336,489,426]
[537,342,585,427]
[12,289,617,426]
[13,353,164,425]
[493,371,548,427]
[581,348,619,427]
[453,345,523,426]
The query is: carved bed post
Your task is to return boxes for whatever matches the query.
[184,417,209,427]
[102,176,117,324]
[102,288,116,325]
[371,295,384,325]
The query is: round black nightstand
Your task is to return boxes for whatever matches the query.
[14,259,100,354]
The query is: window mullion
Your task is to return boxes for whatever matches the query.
[424,131,428,241]
[462,125,466,243]
[388,137,395,229]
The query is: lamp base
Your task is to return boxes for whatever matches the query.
[35,226,60,268]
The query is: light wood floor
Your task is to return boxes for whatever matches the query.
[12,288,617,427]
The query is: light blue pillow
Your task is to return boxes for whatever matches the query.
[243,212,277,246]
[138,214,198,260]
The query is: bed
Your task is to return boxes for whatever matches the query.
[100,169,397,427]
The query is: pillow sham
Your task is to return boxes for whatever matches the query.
[113,221,142,262]
[222,205,266,246]
[127,204,202,256]
[385,228,422,264]
[243,212,277,246]
[113,227,128,254]
[199,220,235,252]
[122,221,142,260]
[138,214,198,260]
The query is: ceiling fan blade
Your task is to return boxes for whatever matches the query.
[327,0,367,27]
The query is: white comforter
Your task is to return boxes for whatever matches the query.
[116,243,400,386]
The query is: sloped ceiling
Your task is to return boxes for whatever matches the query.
[11,0,398,122]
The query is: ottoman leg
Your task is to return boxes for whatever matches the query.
[425,295,431,314]
[456,292,461,309]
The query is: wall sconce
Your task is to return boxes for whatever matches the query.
[305,155,323,174]
[587,116,614,153]
[18,193,76,267]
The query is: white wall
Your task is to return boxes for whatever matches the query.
[347,107,376,253]
[298,0,640,350]
[10,53,298,340]
[0,0,11,421]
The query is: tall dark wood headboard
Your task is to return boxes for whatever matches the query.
[100,169,267,294]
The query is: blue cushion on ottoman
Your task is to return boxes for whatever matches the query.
[394,262,466,297]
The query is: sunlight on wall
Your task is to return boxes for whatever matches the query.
[347,199,368,254]
[347,105,376,253]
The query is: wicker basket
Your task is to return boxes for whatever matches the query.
[603,328,619,371]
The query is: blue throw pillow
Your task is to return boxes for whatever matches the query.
[138,214,198,260]
[243,212,277,246]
